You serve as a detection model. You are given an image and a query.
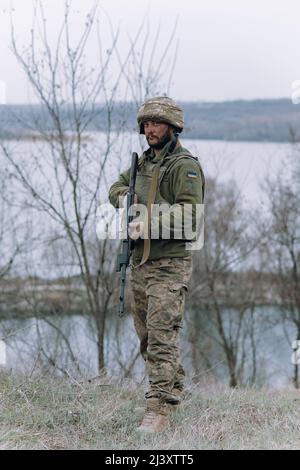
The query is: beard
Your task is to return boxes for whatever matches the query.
[146,128,172,149]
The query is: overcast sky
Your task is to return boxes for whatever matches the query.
[0,0,300,104]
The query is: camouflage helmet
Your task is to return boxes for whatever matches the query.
[137,96,184,134]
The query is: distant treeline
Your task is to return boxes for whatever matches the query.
[0,98,299,142]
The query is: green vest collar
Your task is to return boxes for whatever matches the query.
[147,139,185,163]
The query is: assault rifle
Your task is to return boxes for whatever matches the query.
[116,152,139,317]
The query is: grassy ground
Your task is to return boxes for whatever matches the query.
[0,370,300,450]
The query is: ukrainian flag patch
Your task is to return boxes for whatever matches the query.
[187,170,197,179]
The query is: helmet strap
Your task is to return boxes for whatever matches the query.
[167,129,179,156]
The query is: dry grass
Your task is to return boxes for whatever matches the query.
[0,370,300,450]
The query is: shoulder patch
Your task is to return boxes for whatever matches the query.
[187,170,198,179]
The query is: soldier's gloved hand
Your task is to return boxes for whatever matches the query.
[128,220,144,240]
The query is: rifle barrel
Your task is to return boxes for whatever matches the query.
[116,152,138,317]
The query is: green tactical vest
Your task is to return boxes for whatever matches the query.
[135,150,204,207]
[131,149,205,263]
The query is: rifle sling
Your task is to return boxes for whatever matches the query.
[137,162,162,267]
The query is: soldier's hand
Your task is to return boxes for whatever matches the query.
[129,220,144,240]
[120,193,138,208]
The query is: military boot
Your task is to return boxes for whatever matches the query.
[167,388,183,412]
[136,397,170,433]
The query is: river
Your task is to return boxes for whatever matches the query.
[0,136,297,388]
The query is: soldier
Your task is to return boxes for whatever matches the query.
[109,96,205,433]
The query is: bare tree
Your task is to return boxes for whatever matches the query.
[188,177,265,387]
[264,138,300,387]
[0,0,178,375]
[0,164,29,325]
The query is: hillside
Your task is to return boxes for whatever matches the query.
[0,98,299,142]
[0,370,300,450]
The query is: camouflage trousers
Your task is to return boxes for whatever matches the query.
[130,256,193,403]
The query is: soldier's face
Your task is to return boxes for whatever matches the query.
[144,121,172,149]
